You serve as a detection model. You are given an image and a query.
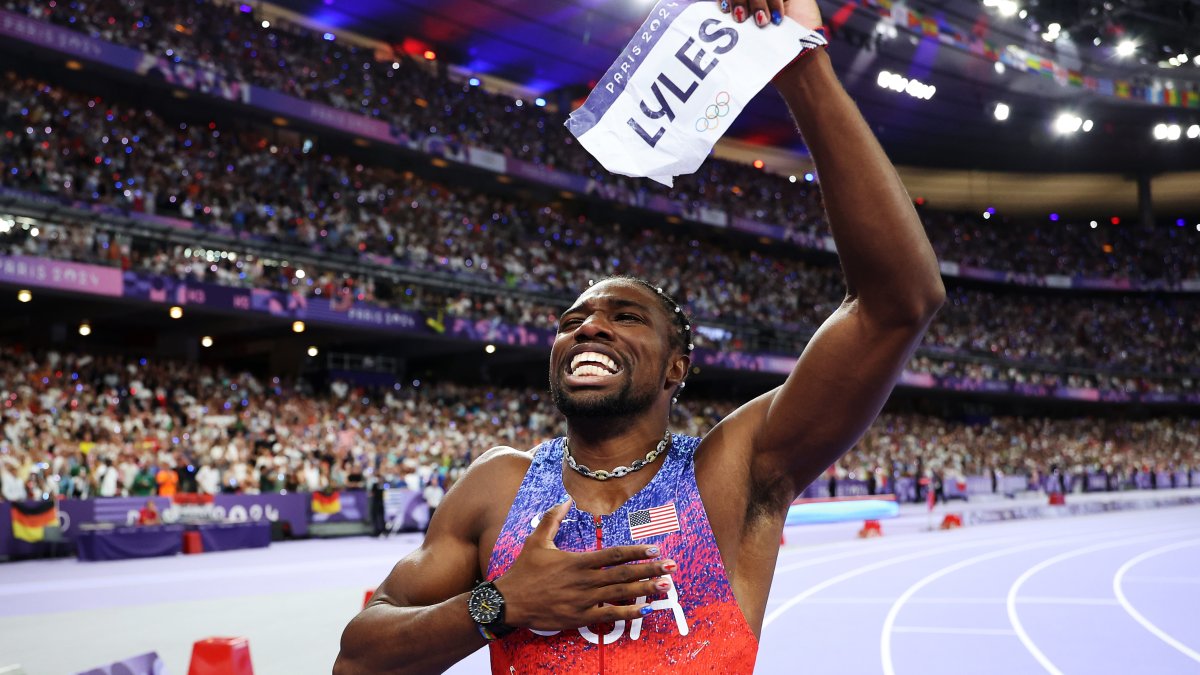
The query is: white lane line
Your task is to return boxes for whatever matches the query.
[762,536,1024,629]
[893,626,1017,636]
[0,555,402,596]
[776,537,935,573]
[1122,576,1200,585]
[881,538,1074,675]
[1005,531,1193,675]
[1112,538,1200,664]
[1018,597,1119,606]
[879,523,1190,675]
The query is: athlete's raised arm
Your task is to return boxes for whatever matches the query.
[705,0,945,501]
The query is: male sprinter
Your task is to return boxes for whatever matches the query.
[335,0,944,671]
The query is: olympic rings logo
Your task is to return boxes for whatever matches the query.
[695,91,731,133]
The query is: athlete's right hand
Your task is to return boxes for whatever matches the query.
[493,500,676,632]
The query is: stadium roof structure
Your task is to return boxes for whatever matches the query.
[269,0,1200,173]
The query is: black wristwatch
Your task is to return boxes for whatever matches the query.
[468,580,516,640]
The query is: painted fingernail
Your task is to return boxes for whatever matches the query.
[755,9,768,27]
[662,560,678,573]
[771,9,783,25]
[647,546,660,556]
[733,6,746,22]
[639,605,653,616]
[655,579,670,590]
[720,0,729,12]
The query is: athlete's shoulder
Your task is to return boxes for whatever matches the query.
[461,444,539,486]
[471,445,535,469]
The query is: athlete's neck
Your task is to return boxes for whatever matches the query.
[563,416,671,516]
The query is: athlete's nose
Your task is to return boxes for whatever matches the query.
[573,313,613,342]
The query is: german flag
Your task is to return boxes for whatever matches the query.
[311,491,342,515]
[12,502,58,543]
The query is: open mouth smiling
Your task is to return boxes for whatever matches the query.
[568,351,622,378]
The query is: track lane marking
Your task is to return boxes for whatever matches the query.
[1112,538,1200,664]
[1005,530,1197,675]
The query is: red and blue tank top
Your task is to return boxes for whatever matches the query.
[486,434,758,674]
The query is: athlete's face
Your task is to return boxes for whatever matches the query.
[549,281,683,419]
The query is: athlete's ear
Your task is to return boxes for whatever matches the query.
[664,354,690,392]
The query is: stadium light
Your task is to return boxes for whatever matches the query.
[1081,119,1094,133]
[983,0,1020,18]
[201,336,214,348]
[1166,124,1182,141]
[292,321,306,333]
[261,20,270,28]
[1116,40,1137,58]
[1054,113,1084,134]
[78,321,92,337]
[169,306,183,319]
[17,289,31,303]
[993,102,1010,121]
[876,71,936,100]
[1089,221,1098,228]
[485,344,497,354]
[307,346,319,357]
[1188,124,1200,139]
[1154,123,1168,140]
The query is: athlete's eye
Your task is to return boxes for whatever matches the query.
[617,313,643,323]
[558,317,583,331]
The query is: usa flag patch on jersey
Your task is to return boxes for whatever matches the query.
[628,502,680,540]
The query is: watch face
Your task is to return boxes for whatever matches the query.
[468,583,504,625]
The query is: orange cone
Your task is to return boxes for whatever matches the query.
[858,520,883,538]
[939,513,963,529]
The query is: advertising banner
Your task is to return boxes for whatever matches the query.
[0,256,123,296]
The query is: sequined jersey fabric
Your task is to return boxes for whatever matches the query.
[486,435,759,674]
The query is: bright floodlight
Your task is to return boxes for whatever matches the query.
[1082,119,1093,132]
[994,103,1011,121]
[1166,124,1182,141]
[1187,124,1200,139]
[1153,123,1168,140]
[998,0,1019,17]
[1054,113,1083,134]
[1116,40,1137,58]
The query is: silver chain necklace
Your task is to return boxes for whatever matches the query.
[563,431,672,481]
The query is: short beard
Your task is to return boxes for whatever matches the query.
[549,375,658,420]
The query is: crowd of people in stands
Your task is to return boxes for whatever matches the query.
[0,1,1197,504]
[5,0,1200,283]
[0,348,1195,503]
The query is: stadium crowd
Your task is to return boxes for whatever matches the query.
[2,74,1199,385]
[4,0,1200,283]
[0,348,1195,503]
